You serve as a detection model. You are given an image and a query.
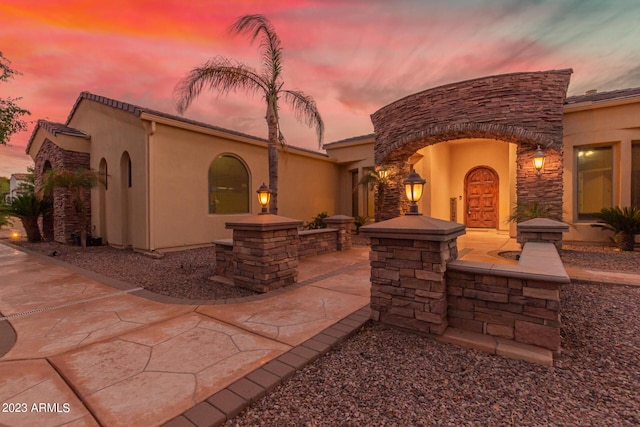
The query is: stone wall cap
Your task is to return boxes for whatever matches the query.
[212,238,233,246]
[448,259,570,283]
[226,214,304,231]
[323,214,355,224]
[360,215,466,241]
[299,228,336,236]
[517,218,570,232]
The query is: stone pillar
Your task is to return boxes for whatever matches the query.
[360,215,465,335]
[213,239,234,280]
[517,218,569,249]
[516,145,563,221]
[226,215,303,293]
[323,215,355,251]
[376,160,411,221]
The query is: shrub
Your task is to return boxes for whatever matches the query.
[354,215,369,233]
[508,201,553,223]
[304,211,328,230]
[591,206,640,251]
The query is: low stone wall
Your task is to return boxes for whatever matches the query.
[213,239,233,279]
[446,242,569,352]
[298,229,338,258]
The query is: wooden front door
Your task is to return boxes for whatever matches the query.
[465,166,498,228]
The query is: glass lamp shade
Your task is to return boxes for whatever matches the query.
[377,167,389,180]
[533,145,546,175]
[256,182,271,211]
[403,169,426,202]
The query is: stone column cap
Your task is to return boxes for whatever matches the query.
[323,214,355,224]
[360,215,466,241]
[226,214,304,231]
[517,218,569,233]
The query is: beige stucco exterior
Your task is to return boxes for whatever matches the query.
[27,87,640,250]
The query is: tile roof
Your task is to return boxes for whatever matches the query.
[565,87,640,104]
[10,173,29,180]
[323,133,375,148]
[68,92,327,157]
[25,120,90,154]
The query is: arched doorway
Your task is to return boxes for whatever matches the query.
[98,158,108,242]
[465,166,498,228]
[370,70,572,221]
[120,152,131,248]
[41,160,54,240]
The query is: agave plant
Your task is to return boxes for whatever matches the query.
[591,206,640,251]
[2,193,51,242]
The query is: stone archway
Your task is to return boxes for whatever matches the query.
[370,70,572,221]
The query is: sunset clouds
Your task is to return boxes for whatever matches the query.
[1,0,639,176]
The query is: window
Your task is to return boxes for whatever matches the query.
[209,155,249,214]
[576,146,612,219]
[633,143,640,208]
[128,158,132,188]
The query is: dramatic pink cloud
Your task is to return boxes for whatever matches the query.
[1,0,639,177]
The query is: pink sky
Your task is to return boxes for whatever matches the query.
[1,0,639,177]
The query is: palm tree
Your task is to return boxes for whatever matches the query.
[174,14,324,214]
[2,193,51,242]
[41,168,100,248]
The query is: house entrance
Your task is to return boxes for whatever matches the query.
[465,166,498,228]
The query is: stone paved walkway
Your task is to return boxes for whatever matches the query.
[1,230,638,427]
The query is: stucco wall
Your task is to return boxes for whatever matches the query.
[69,99,149,249]
[148,123,339,250]
[562,101,640,242]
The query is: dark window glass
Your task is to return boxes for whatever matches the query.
[209,155,249,214]
[576,146,612,219]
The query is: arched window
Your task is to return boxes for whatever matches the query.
[209,155,249,214]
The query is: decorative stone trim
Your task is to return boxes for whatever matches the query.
[516,218,570,248]
[323,215,355,251]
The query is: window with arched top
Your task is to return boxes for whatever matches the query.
[208,155,249,214]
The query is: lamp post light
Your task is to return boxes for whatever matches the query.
[533,145,546,177]
[403,169,426,215]
[257,182,271,214]
[377,166,389,180]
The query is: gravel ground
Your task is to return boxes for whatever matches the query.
[10,241,256,299]
[227,282,640,426]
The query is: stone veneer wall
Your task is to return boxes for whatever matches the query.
[298,229,338,258]
[370,70,572,221]
[232,228,300,293]
[213,240,234,280]
[445,268,561,352]
[369,238,459,335]
[34,138,91,243]
[516,146,563,221]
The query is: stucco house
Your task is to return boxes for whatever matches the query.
[26,70,640,251]
[5,173,30,204]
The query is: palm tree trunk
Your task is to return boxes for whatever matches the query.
[620,233,636,251]
[266,102,279,215]
[21,217,42,243]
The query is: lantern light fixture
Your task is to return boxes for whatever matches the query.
[403,169,426,215]
[533,145,546,176]
[257,182,271,214]
[377,166,389,180]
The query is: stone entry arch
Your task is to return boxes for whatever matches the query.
[370,70,572,221]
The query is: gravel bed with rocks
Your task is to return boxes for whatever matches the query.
[227,282,640,426]
[10,241,256,300]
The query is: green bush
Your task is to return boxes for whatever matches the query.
[354,215,369,233]
[591,206,640,251]
[508,201,553,223]
[304,211,329,230]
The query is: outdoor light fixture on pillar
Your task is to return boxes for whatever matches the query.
[533,145,546,177]
[257,182,271,214]
[404,169,426,215]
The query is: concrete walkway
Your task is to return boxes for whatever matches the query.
[1,230,638,427]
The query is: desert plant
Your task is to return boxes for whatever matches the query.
[174,14,324,215]
[41,168,101,248]
[304,211,329,230]
[354,167,392,222]
[508,200,553,223]
[2,193,51,242]
[591,206,640,251]
[354,215,369,233]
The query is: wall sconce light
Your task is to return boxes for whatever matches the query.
[257,182,271,214]
[377,166,389,180]
[403,169,426,215]
[10,231,19,240]
[533,145,546,177]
